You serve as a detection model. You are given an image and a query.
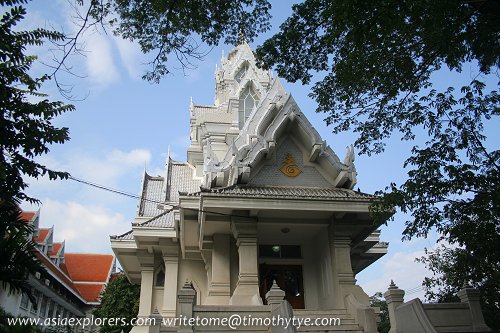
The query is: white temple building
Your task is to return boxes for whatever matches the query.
[111,42,390,333]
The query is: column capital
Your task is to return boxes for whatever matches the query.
[163,253,179,264]
[140,265,155,272]
[231,219,257,240]
[331,236,352,247]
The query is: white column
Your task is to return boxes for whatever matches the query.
[138,267,154,317]
[206,234,231,304]
[229,220,262,305]
[328,224,356,308]
[162,252,179,317]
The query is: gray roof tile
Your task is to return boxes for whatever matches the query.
[167,161,201,202]
[192,105,232,124]
[133,210,175,228]
[188,185,377,201]
[139,174,165,217]
[112,159,200,240]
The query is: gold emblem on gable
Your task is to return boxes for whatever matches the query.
[279,153,302,177]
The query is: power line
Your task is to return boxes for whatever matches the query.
[69,176,167,206]
[68,175,255,220]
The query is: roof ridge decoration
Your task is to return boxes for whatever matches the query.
[161,149,171,201]
[110,229,133,240]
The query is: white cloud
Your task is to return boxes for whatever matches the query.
[23,148,152,210]
[21,148,154,254]
[358,250,430,301]
[84,32,120,87]
[38,199,130,254]
[67,148,151,185]
[113,36,143,79]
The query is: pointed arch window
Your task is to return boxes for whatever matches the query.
[155,268,165,287]
[235,62,249,83]
[238,85,259,128]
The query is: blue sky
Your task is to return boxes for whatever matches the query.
[18,0,498,299]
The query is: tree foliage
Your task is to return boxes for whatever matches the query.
[0,0,73,203]
[256,0,499,326]
[1,0,73,300]
[369,292,390,333]
[83,0,272,82]
[0,199,43,303]
[93,273,140,333]
[417,245,500,329]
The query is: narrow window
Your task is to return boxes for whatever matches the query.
[238,85,259,128]
[30,290,40,315]
[155,269,165,287]
[48,300,55,317]
[20,293,29,310]
[40,295,48,318]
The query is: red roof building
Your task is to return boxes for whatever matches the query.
[20,211,36,222]
[33,228,51,244]
[0,209,116,319]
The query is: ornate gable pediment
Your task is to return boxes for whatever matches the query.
[204,80,357,189]
[249,137,333,188]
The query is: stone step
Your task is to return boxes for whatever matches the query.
[293,309,348,315]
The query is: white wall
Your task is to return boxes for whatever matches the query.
[0,286,21,316]
[177,258,208,306]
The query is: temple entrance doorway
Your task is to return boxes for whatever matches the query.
[259,264,305,309]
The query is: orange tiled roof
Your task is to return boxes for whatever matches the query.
[33,228,50,243]
[63,253,114,283]
[20,211,36,222]
[35,249,115,303]
[48,242,63,256]
[22,208,113,304]
[73,283,104,303]
[33,249,79,298]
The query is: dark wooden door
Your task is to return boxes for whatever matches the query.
[259,264,305,309]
